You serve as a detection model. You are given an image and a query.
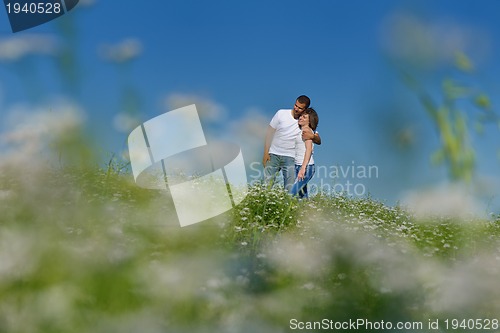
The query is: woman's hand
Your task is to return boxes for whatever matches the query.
[297,167,306,181]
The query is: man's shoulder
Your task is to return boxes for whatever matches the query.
[274,109,292,117]
[270,109,293,129]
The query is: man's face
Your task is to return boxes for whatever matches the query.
[293,100,307,118]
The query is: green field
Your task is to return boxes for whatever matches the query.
[1,160,499,333]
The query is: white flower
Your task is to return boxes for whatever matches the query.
[400,183,486,220]
[99,38,142,63]
[0,34,59,61]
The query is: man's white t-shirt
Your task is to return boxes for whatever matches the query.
[269,109,300,158]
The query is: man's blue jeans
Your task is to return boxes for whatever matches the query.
[289,164,315,199]
[264,154,295,191]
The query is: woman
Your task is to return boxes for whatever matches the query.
[290,108,319,198]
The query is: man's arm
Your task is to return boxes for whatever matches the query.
[262,125,276,166]
[302,130,321,145]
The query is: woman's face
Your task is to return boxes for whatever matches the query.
[298,113,310,127]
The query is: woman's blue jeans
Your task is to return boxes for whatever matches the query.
[289,164,315,198]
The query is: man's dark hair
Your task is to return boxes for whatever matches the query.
[297,95,311,109]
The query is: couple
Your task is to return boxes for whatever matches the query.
[262,95,321,198]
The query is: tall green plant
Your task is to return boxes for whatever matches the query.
[402,52,497,183]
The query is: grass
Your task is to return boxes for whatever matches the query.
[1,160,500,332]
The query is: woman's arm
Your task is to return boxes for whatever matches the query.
[298,139,313,180]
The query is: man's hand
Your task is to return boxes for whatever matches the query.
[302,129,314,141]
[302,130,321,145]
[263,125,276,166]
[262,152,270,166]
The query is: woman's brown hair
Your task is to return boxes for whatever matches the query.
[304,107,319,131]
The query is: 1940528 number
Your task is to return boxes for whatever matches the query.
[6,2,62,14]
[444,318,499,330]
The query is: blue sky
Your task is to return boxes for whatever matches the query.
[1,0,500,209]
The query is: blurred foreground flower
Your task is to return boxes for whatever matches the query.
[0,101,87,169]
[0,34,59,61]
[164,93,227,123]
[380,11,490,68]
[400,184,486,220]
[112,112,141,133]
[99,38,143,63]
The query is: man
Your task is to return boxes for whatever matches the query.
[262,95,321,191]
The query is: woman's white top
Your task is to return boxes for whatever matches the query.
[294,128,314,165]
